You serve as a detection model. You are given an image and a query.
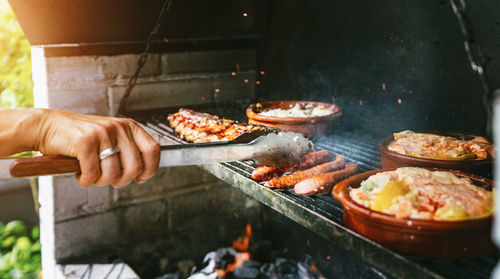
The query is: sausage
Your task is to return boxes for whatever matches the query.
[251,166,282,182]
[294,163,358,195]
[264,155,346,189]
[251,150,334,182]
[295,150,335,170]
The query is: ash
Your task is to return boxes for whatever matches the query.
[156,248,322,279]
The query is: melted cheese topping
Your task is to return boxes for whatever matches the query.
[388,130,494,160]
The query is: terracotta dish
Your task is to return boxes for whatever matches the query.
[379,132,493,178]
[246,101,342,137]
[332,168,495,258]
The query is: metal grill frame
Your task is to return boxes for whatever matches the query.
[130,107,498,279]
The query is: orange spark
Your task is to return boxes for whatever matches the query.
[256,81,261,85]
[260,71,265,75]
[382,83,386,90]
[397,98,402,104]
[359,100,364,106]
[231,72,236,76]
[243,12,248,17]
[214,88,220,93]
[244,79,249,83]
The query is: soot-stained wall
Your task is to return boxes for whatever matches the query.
[258,0,500,137]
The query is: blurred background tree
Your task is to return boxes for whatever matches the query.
[0,0,33,108]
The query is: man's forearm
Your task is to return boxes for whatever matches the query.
[0,108,47,156]
[0,108,160,187]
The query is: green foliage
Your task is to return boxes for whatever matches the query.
[3,222,27,239]
[0,221,41,279]
[0,0,33,108]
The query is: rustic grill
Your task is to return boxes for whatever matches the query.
[7,0,500,277]
[127,105,499,279]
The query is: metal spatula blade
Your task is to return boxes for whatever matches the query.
[158,129,313,167]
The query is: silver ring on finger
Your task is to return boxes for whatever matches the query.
[99,146,120,160]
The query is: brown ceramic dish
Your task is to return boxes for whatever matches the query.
[246,100,342,137]
[379,132,493,178]
[332,168,495,258]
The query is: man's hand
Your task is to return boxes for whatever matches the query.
[36,110,160,188]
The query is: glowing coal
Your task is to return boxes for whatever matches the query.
[155,224,323,279]
[178,249,319,279]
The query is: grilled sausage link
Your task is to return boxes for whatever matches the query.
[294,163,358,195]
[264,155,346,189]
[251,150,334,182]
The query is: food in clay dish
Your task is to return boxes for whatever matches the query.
[388,130,494,161]
[332,168,495,257]
[349,167,493,221]
[256,103,336,118]
[246,101,342,137]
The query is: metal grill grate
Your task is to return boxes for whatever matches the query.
[130,106,499,279]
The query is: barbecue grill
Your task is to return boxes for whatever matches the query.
[125,105,498,279]
[6,0,500,278]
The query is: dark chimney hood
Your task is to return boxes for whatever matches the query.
[7,0,264,46]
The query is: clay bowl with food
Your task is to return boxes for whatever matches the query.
[246,101,342,138]
[379,131,493,178]
[332,168,495,258]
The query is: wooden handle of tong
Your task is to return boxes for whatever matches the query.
[10,156,81,178]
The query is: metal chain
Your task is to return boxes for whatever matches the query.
[118,0,174,114]
[449,0,493,135]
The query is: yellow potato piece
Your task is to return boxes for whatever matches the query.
[435,205,469,221]
[371,181,409,212]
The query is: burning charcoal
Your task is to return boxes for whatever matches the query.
[242,260,261,268]
[297,263,313,279]
[274,258,298,275]
[189,248,239,279]
[298,255,325,279]
[297,255,315,279]
[259,262,275,277]
[155,272,181,279]
[217,248,237,270]
[230,260,261,279]
[188,273,218,279]
[260,258,312,279]
[190,251,218,276]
